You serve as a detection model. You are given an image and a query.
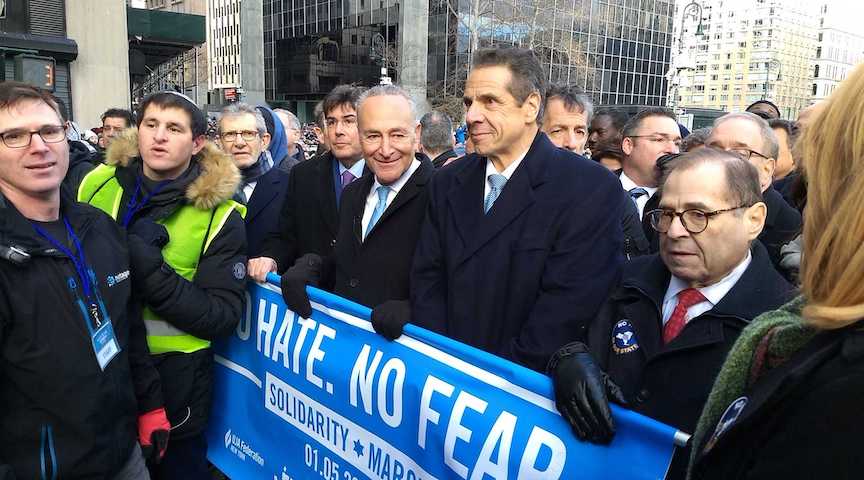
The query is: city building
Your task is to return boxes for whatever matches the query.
[428,0,676,112]
[142,0,263,107]
[262,0,428,120]
[670,0,820,119]
[0,0,79,120]
[811,0,864,102]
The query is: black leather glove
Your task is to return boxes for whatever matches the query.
[549,342,627,444]
[127,233,166,279]
[141,429,169,464]
[128,218,169,248]
[280,253,323,318]
[371,300,411,340]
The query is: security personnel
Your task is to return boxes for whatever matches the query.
[0,82,168,477]
[550,149,795,479]
[78,91,247,479]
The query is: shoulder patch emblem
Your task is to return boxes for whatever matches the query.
[233,262,247,280]
[612,319,640,354]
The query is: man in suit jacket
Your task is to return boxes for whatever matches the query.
[248,85,366,281]
[550,150,795,479]
[411,48,625,372]
[706,112,801,268]
[218,103,289,257]
[541,85,649,259]
[618,107,682,253]
[419,111,458,168]
[280,85,434,339]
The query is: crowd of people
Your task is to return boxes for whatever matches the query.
[0,44,862,479]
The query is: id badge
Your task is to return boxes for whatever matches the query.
[92,321,120,370]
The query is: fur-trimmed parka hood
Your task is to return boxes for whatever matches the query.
[104,128,240,210]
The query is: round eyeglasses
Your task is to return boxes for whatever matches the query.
[647,206,750,234]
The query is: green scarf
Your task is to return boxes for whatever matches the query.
[688,296,816,477]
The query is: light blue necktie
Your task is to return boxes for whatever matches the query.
[629,187,648,207]
[484,174,508,214]
[365,186,390,238]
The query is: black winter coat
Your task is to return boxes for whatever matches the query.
[99,134,248,440]
[758,186,801,269]
[586,243,795,479]
[322,157,433,307]
[691,323,864,480]
[0,194,162,479]
[261,151,365,272]
[412,132,624,371]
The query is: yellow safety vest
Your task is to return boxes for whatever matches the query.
[78,164,246,354]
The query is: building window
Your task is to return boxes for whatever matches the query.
[814,65,820,77]
[812,83,817,96]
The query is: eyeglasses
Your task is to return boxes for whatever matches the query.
[647,205,750,234]
[0,125,66,148]
[220,130,259,143]
[726,148,769,161]
[627,134,683,148]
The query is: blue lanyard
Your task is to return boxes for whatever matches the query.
[33,217,95,302]
[121,176,169,227]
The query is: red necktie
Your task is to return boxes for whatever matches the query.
[663,288,706,344]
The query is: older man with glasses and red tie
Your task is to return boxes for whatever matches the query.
[548,147,796,480]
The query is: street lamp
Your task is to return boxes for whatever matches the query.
[668,1,704,113]
[762,58,782,100]
[678,1,704,54]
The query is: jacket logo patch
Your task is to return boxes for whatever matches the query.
[233,262,247,280]
[612,319,640,354]
[706,396,748,452]
[106,270,130,287]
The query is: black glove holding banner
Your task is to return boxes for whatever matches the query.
[280,253,323,318]
[548,342,628,444]
[371,300,411,340]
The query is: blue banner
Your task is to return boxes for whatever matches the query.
[206,276,682,479]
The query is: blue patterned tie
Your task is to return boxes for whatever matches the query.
[484,174,508,214]
[365,186,391,238]
[629,187,648,207]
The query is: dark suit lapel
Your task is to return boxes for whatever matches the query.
[351,174,374,246]
[371,159,433,231]
[459,162,534,262]
[245,171,281,222]
[316,154,339,236]
[447,155,486,248]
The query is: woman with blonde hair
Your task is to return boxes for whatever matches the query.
[687,64,864,479]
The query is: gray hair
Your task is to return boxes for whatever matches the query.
[274,108,301,131]
[219,102,267,134]
[713,112,780,160]
[681,127,712,152]
[545,84,594,123]
[659,147,764,210]
[420,111,454,153]
[357,84,418,123]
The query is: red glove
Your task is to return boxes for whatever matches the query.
[138,407,171,463]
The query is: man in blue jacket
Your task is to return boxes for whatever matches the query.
[410,48,625,371]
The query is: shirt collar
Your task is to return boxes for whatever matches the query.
[338,158,366,178]
[485,149,528,181]
[664,250,753,307]
[619,171,658,196]
[372,158,421,196]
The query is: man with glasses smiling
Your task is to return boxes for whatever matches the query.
[549,148,794,479]
[0,82,167,478]
[706,112,801,268]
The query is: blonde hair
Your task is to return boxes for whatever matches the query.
[799,63,864,328]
